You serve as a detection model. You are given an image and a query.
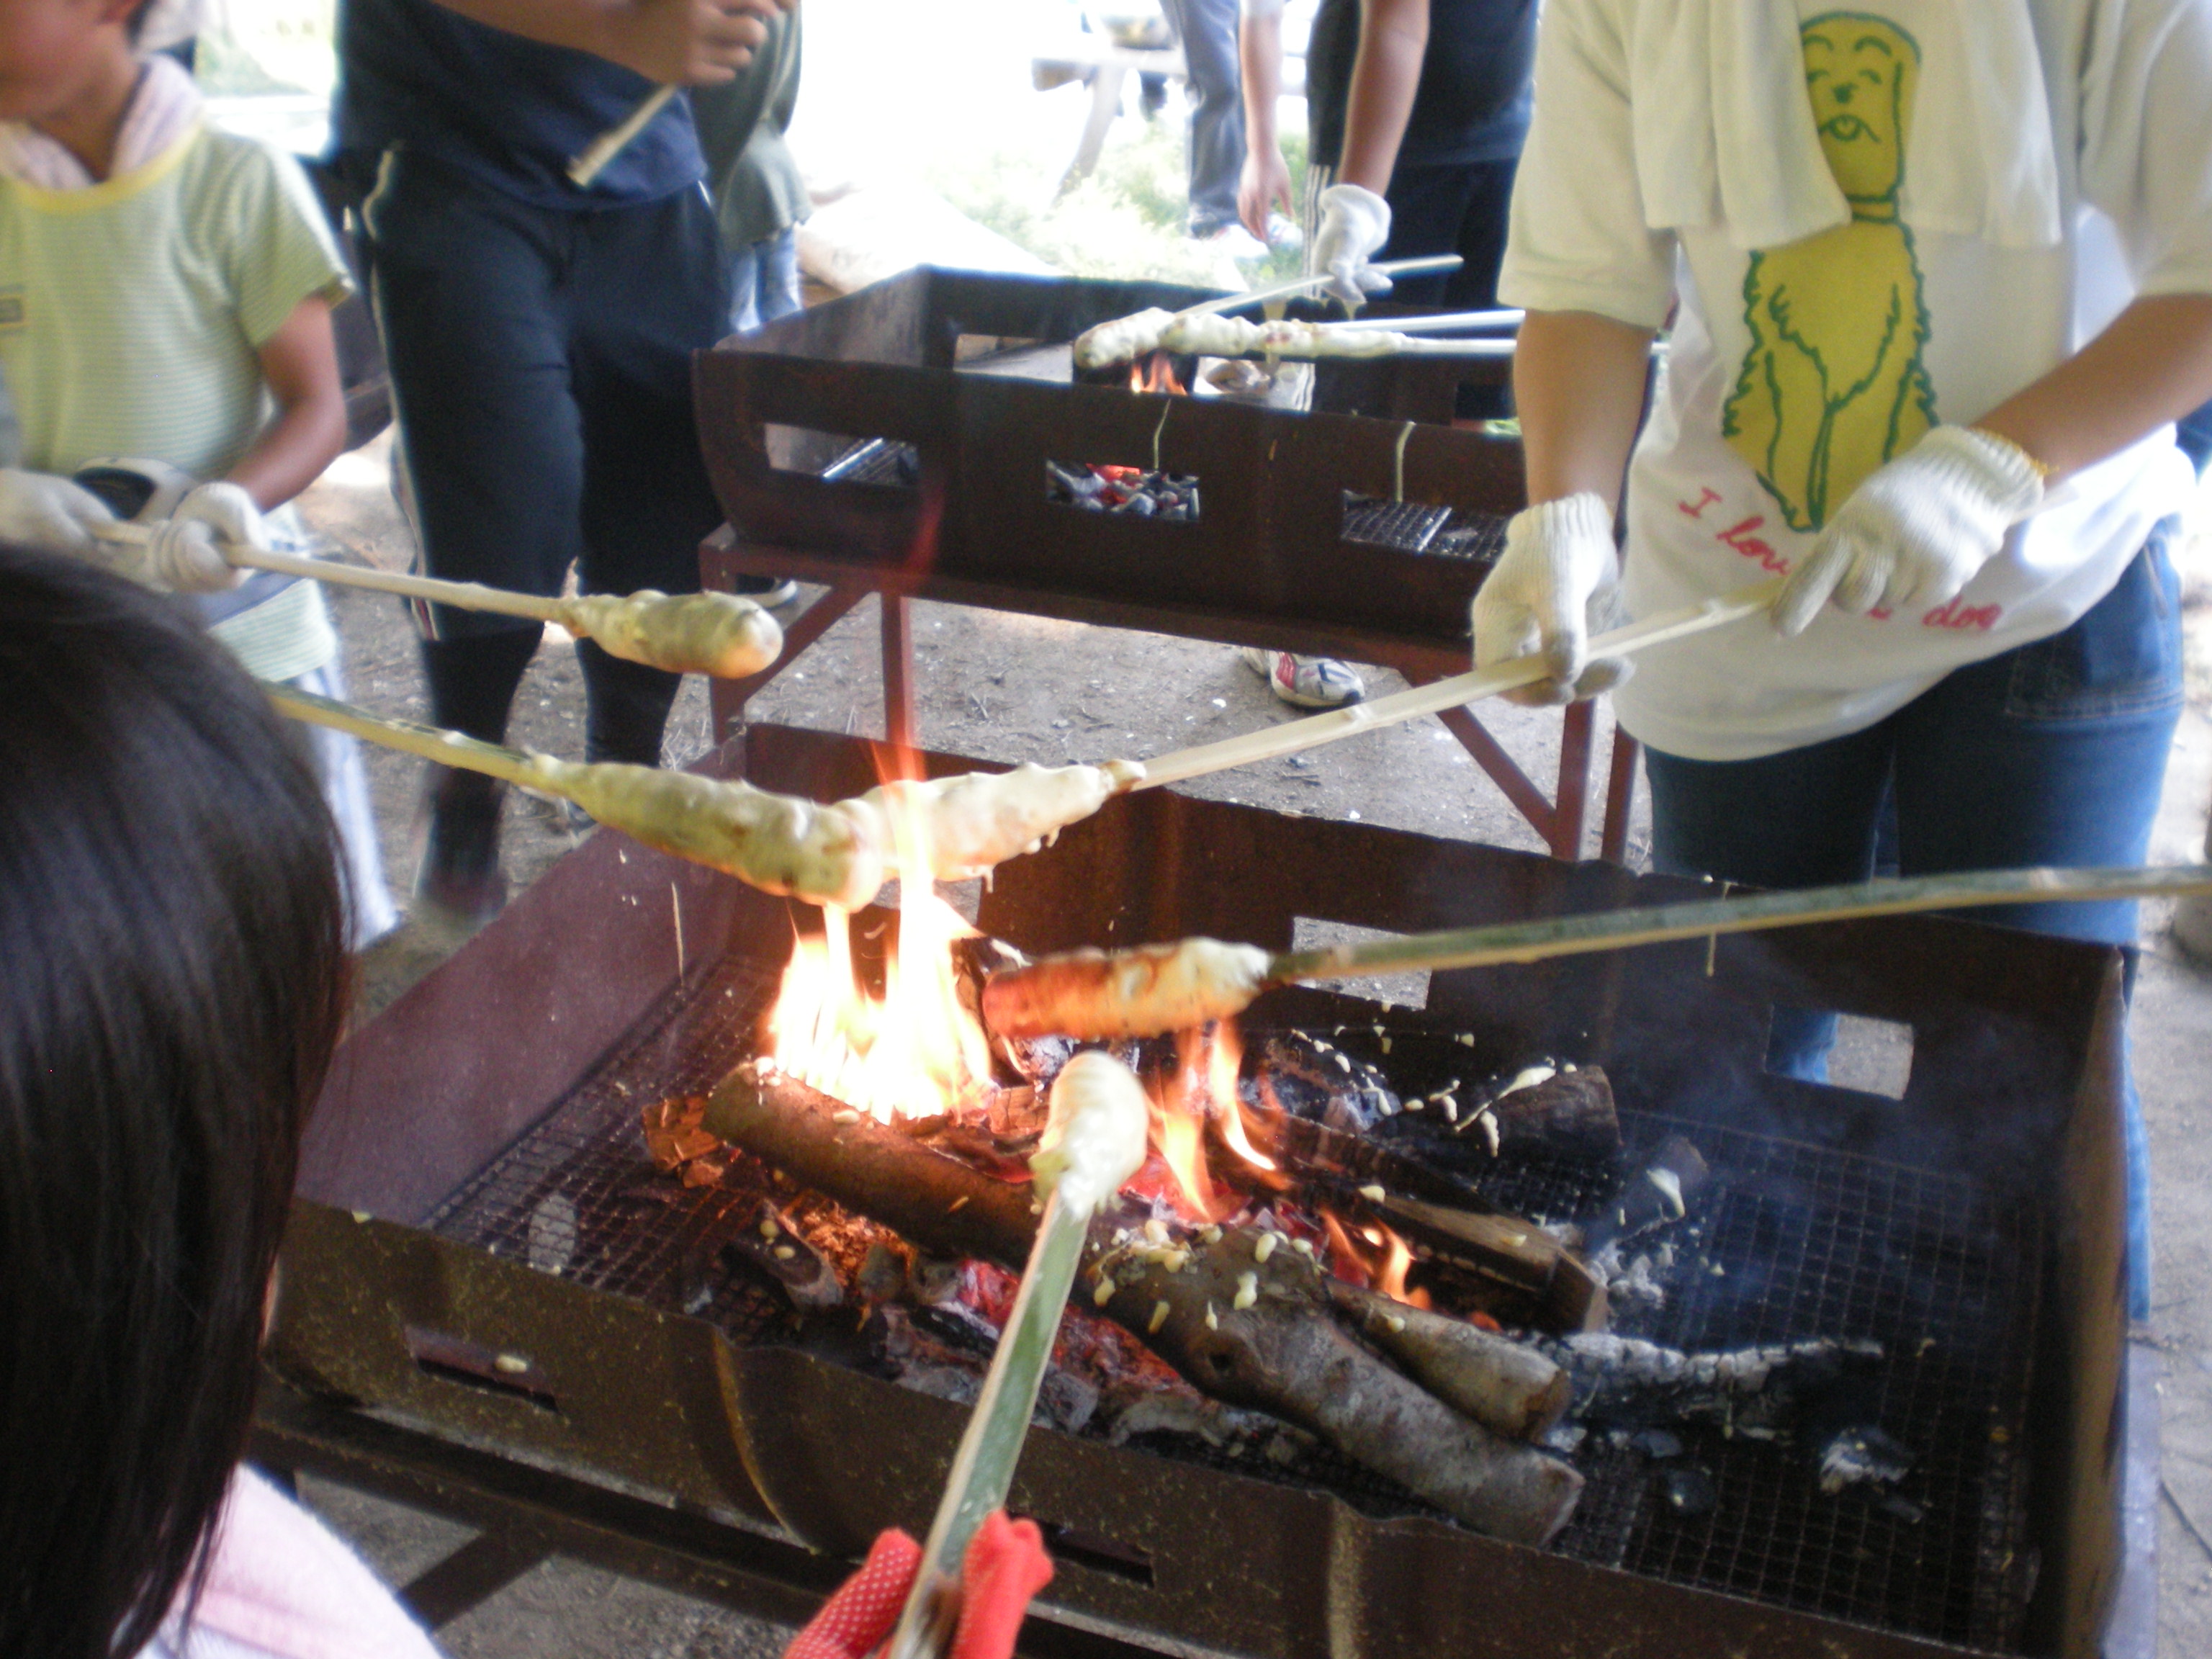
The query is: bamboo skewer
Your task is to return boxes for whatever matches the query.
[1133,577,1785,790]
[1325,307,1524,333]
[92,523,782,680]
[568,84,676,188]
[1174,253,1465,323]
[983,863,2212,1041]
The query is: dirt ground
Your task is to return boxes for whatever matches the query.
[288,438,2212,1658]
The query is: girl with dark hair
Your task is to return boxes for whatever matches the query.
[0,546,437,1658]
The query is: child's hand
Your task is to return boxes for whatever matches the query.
[144,482,260,594]
[598,0,792,84]
[783,1512,1053,1659]
[1773,426,2046,637]
[0,469,115,557]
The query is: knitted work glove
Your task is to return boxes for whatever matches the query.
[783,1514,1053,1659]
[144,481,260,593]
[1773,426,2044,637]
[1312,183,1393,312]
[1473,492,1633,706]
[0,467,115,556]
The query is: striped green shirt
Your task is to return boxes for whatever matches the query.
[0,122,353,680]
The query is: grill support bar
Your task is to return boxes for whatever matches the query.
[702,532,1628,860]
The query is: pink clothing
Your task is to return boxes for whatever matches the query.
[143,1467,441,1659]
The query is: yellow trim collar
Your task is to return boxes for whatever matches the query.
[4,120,204,215]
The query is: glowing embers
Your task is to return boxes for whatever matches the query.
[1046,460,1202,521]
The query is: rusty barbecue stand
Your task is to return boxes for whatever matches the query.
[258,728,2154,1658]
[689,267,1624,861]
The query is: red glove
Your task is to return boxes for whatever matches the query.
[784,1511,1054,1659]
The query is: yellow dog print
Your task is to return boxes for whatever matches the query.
[1722,13,1936,532]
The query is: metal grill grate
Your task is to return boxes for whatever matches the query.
[427,951,2040,1651]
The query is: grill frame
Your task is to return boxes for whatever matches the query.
[271,727,2135,1658]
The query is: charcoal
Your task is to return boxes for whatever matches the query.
[1586,1135,1710,1253]
[1538,1334,1884,1432]
[1257,1032,1400,1133]
[718,1200,843,1310]
[1815,1424,1915,1498]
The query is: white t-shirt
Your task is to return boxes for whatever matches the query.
[1500,0,2212,762]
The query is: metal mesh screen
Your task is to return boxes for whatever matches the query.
[428,950,2039,1651]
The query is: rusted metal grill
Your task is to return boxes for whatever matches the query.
[422,931,2041,1651]
[270,727,2136,1659]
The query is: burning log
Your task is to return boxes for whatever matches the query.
[702,1058,1583,1546]
[1473,1067,1622,1163]
[1325,1280,1570,1440]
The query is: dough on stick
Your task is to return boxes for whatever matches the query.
[858,759,1145,880]
[981,937,1273,1040]
[554,590,782,680]
[1030,1051,1150,1213]
[523,755,886,909]
[1072,307,1177,371]
[1161,314,1407,361]
[517,756,1141,911]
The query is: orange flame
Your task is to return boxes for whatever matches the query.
[763,757,994,1120]
[1318,1211,1432,1308]
[1129,351,1188,397]
[1374,1226,1432,1310]
[1152,1094,1234,1223]
[1200,1021,1277,1172]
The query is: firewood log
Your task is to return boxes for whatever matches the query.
[702,1061,1583,1546]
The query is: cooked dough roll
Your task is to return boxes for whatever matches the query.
[552,590,783,680]
[981,937,1273,1039]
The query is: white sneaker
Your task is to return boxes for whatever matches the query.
[1239,648,1365,709]
[1264,212,1304,252]
[1195,223,1271,263]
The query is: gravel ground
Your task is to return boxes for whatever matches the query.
[289,439,2212,1658]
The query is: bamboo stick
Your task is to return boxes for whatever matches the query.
[93,523,782,679]
[1325,307,1524,334]
[984,863,2212,1041]
[568,84,676,188]
[266,683,542,789]
[1174,253,1465,323]
[1135,578,1785,790]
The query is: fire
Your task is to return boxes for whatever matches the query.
[1128,350,1188,396]
[1320,1213,1431,1309]
[763,760,994,1120]
[1151,1092,1234,1223]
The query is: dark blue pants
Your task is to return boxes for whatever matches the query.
[1376,155,1519,417]
[364,150,730,761]
[1160,0,1244,235]
[1644,527,2184,1316]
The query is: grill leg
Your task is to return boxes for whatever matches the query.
[881,593,918,752]
[1431,703,1556,845]
[399,1531,547,1629]
[1551,700,1595,860]
[1599,724,1641,866]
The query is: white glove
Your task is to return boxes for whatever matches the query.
[1473,493,1633,706]
[143,481,261,593]
[1773,426,2044,637]
[0,467,115,555]
[1312,183,1393,313]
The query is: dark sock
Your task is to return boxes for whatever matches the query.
[418,625,543,744]
[579,639,682,766]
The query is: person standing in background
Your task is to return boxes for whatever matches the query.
[693,1,808,334]
[1239,0,1538,318]
[1162,0,1270,261]
[331,0,792,928]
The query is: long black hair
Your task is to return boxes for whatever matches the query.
[0,547,351,1658]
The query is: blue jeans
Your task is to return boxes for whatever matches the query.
[728,228,802,335]
[1644,526,2184,1317]
[1159,0,1245,235]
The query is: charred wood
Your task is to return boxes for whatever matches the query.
[703,1058,1583,1545]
